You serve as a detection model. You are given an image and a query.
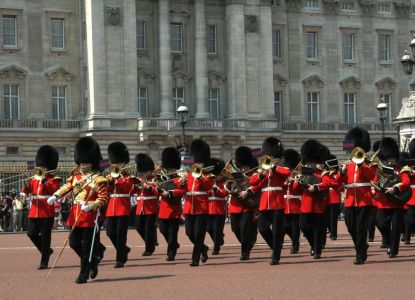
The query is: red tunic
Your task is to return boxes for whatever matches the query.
[373,168,410,209]
[283,183,302,215]
[22,175,61,219]
[228,170,257,214]
[54,172,108,227]
[340,162,376,208]
[326,171,343,205]
[183,172,214,215]
[158,177,185,219]
[406,171,415,207]
[249,166,290,211]
[295,170,330,214]
[132,177,159,215]
[106,173,135,217]
[208,181,228,215]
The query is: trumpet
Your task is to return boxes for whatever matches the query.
[258,155,281,170]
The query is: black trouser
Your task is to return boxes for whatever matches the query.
[135,214,157,254]
[106,216,130,263]
[185,214,208,262]
[367,206,377,240]
[27,217,54,265]
[404,206,415,242]
[207,214,226,252]
[258,209,285,260]
[377,208,404,255]
[69,227,98,279]
[329,204,340,239]
[284,214,300,251]
[230,212,253,257]
[159,218,180,258]
[300,213,324,255]
[344,206,370,259]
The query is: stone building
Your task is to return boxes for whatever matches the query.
[0,0,413,165]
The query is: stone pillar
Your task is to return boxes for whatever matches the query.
[85,0,107,117]
[395,91,415,150]
[194,0,209,118]
[225,1,246,118]
[159,0,174,118]
[259,3,274,118]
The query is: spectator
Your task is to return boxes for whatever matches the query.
[12,194,26,231]
[1,192,13,232]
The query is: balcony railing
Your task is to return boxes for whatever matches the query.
[0,119,81,130]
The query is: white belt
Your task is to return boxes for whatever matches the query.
[137,196,158,201]
[31,195,52,199]
[73,200,87,206]
[208,197,226,201]
[284,195,302,200]
[110,194,130,198]
[345,183,371,188]
[186,192,208,196]
[410,185,415,188]
[261,187,283,192]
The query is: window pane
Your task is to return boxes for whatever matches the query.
[170,24,182,53]
[138,87,148,117]
[379,35,390,62]
[52,86,66,120]
[51,19,64,48]
[3,16,17,46]
[273,91,282,121]
[4,84,19,119]
[343,33,353,60]
[306,32,317,59]
[272,30,281,58]
[207,25,216,54]
[136,21,145,50]
[209,88,219,119]
[172,88,184,116]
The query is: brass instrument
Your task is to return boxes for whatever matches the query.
[190,164,215,179]
[350,147,366,164]
[109,165,133,178]
[257,155,281,170]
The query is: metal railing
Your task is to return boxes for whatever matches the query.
[0,119,80,130]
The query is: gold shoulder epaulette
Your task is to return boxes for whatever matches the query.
[400,166,411,174]
[95,176,109,184]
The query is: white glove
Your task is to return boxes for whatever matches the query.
[81,203,92,212]
[47,195,57,205]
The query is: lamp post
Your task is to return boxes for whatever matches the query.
[377,101,388,139]
[177,100,189,156]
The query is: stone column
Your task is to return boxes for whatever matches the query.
[225,1,246,118]
[158,0,174,118]
[85,0,107,117]
[259,3,274,118]
[194,0,209,118]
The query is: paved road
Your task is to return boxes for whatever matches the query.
[0,222,414,299]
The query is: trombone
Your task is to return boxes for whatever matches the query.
[190,163,215,179]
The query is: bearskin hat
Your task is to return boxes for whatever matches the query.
[161,147,181,170]
[35,145,59,171]
[372,140,381,153]
[397,152,411,168]
[409,139,415,158]
[261,137,283,159]
[190,139,211,165]
[135,153,155,172]
[301,139,327,164]
[74,137,102,170]
[108,142,129,164]
[344,127,371,152]
[283,149,301,169]
[325,154,339,170]
[319,144,331,164]
[210,157,225,176]
[378,137,399,161]
[235,146,255,169]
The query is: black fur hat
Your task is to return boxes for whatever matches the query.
[135,153,155,172]
[345,127,371,152]
[397,152,411,168]
[210,157,225,176]
[190,139,211,165]
[283,149,300,169]
[379,137,399,161]
[409,139,415,158]
[301,139,326,163]
[162,147,181,170]
[35,145,59,171]
[325,154,339,170]
[261,137,283,158]
[108,142,129,164]
[372,140,381,152]
[235,146,255,168]
[74,137,102,170]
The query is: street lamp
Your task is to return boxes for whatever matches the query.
[377,101,388,139]
[177,100,189,156]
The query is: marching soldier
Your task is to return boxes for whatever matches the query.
[373,137,410,258]
[282,149,302,254]
[248,137,290,265]
[207,158,228,255]
[158,147,185,261]
[48,137,108,283]
[368,141,380,243]
[23,145,61,269]
[132,153,159,256]
[106,142,134,268]
[296,140,330,259]
[340,127,376,265]
[405,139,415,244]
[325,154,343,241]
[229,146,257,261]
[183,139,214,267]
[397,151,412,245]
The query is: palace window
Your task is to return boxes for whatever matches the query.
[51,18,64,49]
[274,91,282,121]
[172,87,184,116]
[52,86,67,120]
[170,23,183,53]
[207,25,217,55]
[344,93,356,123]
[138,87,148,117]
[136,21,146,50]
[272,30,281,59]
[2,15,17,46]
[208,88,219,119]
[306,32,318,59]
[3,84,19,119]
[307,92,319,123]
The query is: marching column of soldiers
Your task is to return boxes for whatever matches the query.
[16,126,415,283]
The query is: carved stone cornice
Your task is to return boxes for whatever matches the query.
[394,0,411,16]
[339,76,362,90]
[208,70,226,84]
[273,74,288,88]
[323,0,340,12]
[137,68,155,82]
[0,65,27,80]
[302,74,325,88]
[172,69,192,84]
[44,66,73,81]
[375,77,398,90]
[169,6,191,16]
